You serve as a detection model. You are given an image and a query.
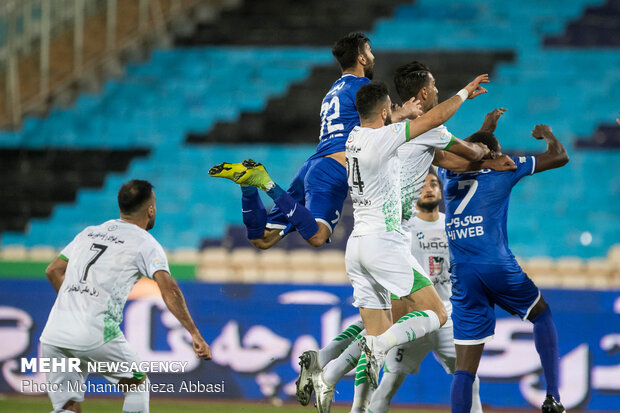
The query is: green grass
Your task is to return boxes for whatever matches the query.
[0,395,450,412]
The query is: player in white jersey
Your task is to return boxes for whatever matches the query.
[367,172,483,413]
[40,180,211,413]
[309,77,492,413]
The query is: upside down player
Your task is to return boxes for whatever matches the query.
[439,124,569,413]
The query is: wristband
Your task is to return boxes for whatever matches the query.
[457,89,469,102]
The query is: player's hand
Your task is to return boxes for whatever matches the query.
[192,335,212,360]
[616,118,619,126]
[473,142,491,159]
[480,108,507,132]
[464,74,489,99]
[393,96,423,121]
[488,154,517,171]
[532,124,553,140]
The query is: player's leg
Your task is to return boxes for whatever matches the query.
[433,322,483,413]
[88,336,150,413]
[209,159,319,247]
[41,343,87,413]
[449,264,497,413]
[452,343,485,413]
[301,156,348,247]
[295,320,364,406]
[490,264,563,412]
[527,296,564,412]
[350,352,374,413]
[357,233,443,388]
[368,335,432,413]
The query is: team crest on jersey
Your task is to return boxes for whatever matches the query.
[391,123,403,134]
[417,231,424,240]
[519,156,526,163]
[107,225,118,232]
[151,259,167,271]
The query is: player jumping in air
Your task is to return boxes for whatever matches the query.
[439,124,569,413]
[209,32,376,249]
[40,180,211,413]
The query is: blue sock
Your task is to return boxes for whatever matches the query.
[265,184,318,240]
[241,186,267,240]
[532,306,560,401]
[451,370,475,413]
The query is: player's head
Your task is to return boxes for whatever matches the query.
[393,61,438,112]
[118,179,157,230]
[332,32,374,79]
[417,172,442,212]
[466,131,501,157]
[356,81,392,126]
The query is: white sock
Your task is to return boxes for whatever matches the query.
[351,374,374,413]
[471,375,483,413]
[318,321,365,368]
[323,331,365,386]
[122,377,149,413]
[375,310,440,353]
[368,371,407,413]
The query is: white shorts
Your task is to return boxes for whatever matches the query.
[384,318,456,375]
[41,336,143,411]
[345,231,431,310]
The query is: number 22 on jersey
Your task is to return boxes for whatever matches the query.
[320,96,344,136]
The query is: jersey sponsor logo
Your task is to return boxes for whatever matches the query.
[519,156,526,163]
[428,256,444,277]
[418,240,449,250]
[416,231,424,240]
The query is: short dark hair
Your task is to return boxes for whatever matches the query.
[118,180,154,214]
[332,32,370,71]
[356,81,389,120]
[466,131,500,153]
[394,61,432,102]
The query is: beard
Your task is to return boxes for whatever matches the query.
[364,65,374,80]
[146,216,155,231]
[384,113,392,126]
[417,199,440,212]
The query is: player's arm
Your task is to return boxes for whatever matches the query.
[532,124,569,173]
[407,74,489,147]
[478,108,507,133]
[45,257,68,293]
[154,270,212,360]
[433,148,516,172]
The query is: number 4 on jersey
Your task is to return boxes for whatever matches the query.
[347,157,365,195]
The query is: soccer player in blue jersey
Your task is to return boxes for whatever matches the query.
[438,124,569,413]
[209,32,378,249]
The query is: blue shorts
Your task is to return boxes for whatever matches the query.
[266,156,347,234]
[450,262,540,345]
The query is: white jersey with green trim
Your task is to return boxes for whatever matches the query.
[346,122,410,237]
[40,219,169,351]
[403,213,453,314]
[399,125,455,221]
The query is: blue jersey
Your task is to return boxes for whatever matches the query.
[310,74,370,160]
[438,156,537,266]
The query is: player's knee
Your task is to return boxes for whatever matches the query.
[435,306,448,326]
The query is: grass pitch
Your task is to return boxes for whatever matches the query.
[0,395,451,412]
